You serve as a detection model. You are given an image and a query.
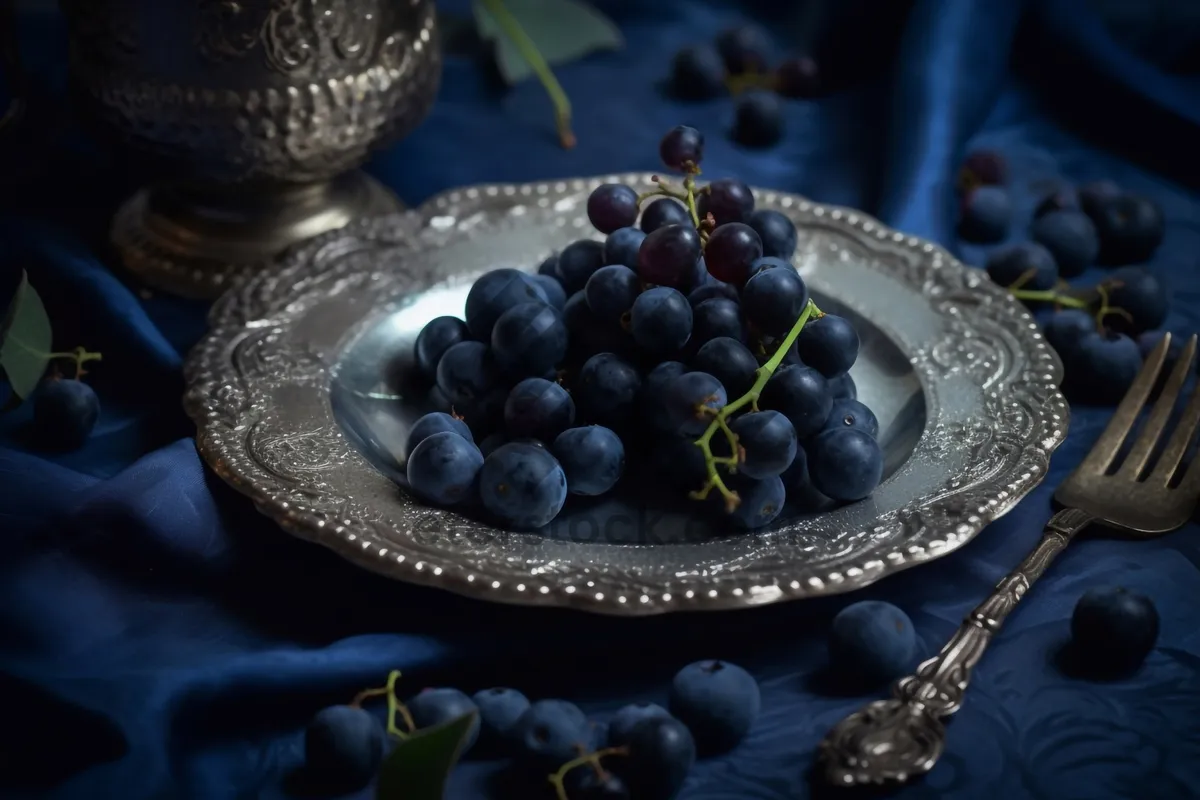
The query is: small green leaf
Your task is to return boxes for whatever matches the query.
[375,711,477,800]
[0,270,51,400]
[472,0,623,85]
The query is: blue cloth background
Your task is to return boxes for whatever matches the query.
[3,0,1200,798]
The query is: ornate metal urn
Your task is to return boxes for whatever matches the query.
[59,0,441,298]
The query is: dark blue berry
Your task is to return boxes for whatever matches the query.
[795,313,858,377]
[682,256,710,293]
[746,256,794,282]
[1074,331,1142,405]
[510,699,592,769]
[731,91,783,148]
[742,265,808,337]
[464,268,549,340]
[668,45,727,101]
[659,125,704,171]
[781,443,813,499]
[1078,179,1122,222]
[985,242,1058,291]
[575,353,642,427]
[640,198,692,234]
[829,600,918,685]
[807,427,882,501]
[640,361,690,432]
[687,281,739,307]
[552,425,625,496]
[538,254,561,279]
[604,227,647,269]
[533,274,567,310]
[479,431,508,458]
[568,769,632,800]
[588,183,640,234]
[664,371,727,436]
[504,377,575,442]
[704,222,762,286]
[459,386,509,439]
[304,705,384,791]
[586,265,642,324]
[1093,194,1166,264]
[639,223,703,289]
[1031,209,1099,278]
[631,287,693,355]
[1071,586,1159,673]
[607,703,673,748]
[491,302,568,378]
[699,178,755,227]
[747,211,797,260]
[408,411,473,452]
[32,379,99,451]
[1044,309,1096,362]
[408,688,481,752]
[759,364,832,438]
[406,430,483,506]
[1102,267,1168,334]
[958,186,1012,243]
[822,399,879,439]
[722,474,786,529]
[558,239,608,294]
[668,660,760,755]
[1034,186,1079,219]
[414,316,470,378]
[716,24,771,74]
[691,298,745,346]
[479,442,567,529]
[564,292,634,362]
[436,341,501,407]
[615,717,696,800]
[692,337,758,398]
[729,411,797,479]
[828,372,857,401]
[472,687,530,752]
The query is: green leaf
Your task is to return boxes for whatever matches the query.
[0,270,51,401]
[472,0,623,85]
[375,711,477,800]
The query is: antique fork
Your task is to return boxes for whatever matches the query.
[820,332,1200,786]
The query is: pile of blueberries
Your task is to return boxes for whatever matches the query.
[300,586,1158,799]
[404,125,883,533]
[957,153,1172,404]
[666,24,818,150]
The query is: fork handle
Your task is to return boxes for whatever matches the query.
[819,507,1095,786]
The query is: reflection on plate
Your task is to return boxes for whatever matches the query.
[184,175,1068,615]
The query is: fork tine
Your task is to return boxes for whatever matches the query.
[1119,335,1198,479]
[1153,373,1200,487]
[1076,332,1171,476]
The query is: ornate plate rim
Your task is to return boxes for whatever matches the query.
[183,174,1070,616]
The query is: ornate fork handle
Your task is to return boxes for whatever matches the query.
[819,507,1095,786]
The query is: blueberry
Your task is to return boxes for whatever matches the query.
[1034,187,1080,219]
[985,241,1058,291]
[795,313,859,378]
[1101,267,1168,334]
[659,125,704,172]
[664,371,727,436]
[691,337,757,399]
[414,316,470,378]
[533,274,567,310]
[691,298,745,346]
[741,266,809,337]
[715,24,772,74]
[491,302,568,378]
[668,44,727,101]
[604,227,647,270]
[639,360,690,432]
[668,660,760,755]
[464,268,549,340]
[729,411,797,479]
[1078,179,1122,222]
[1043,309,1097,362]
[510,699,592,769]
[552,425,625,496]
[1073,331,1142,405]
[479,442,567,529]
[1093,194,1166,264]
[406,430,484,506]
[575,353,642,427]
[558,239,609,294]
[829,601,918,686]
[828,372,857,401]
[584,266,643,327]
[630,287,693,356]
[472,687,531,752]
[1031,209,1099,278]
[32,379,99,451]
[436,341,501,407]
[958,186,1012,243]
[615,716,696,800]
[760,364,832,439]
[407,688,481,752]
[822,398,879,440]
[607,703,673,748]
[504,377,575,442]
[747,210,798,260]
[1071,586,1159,673]
[731,90,783,149]
[588,183,640,234]
[721,474,786,529]
[304,705,384,791]
[698,178,755,227]
[408,411,473,452]
[640,198,692,234]
[807,427,883,502]
[687,281,739,307]
[746,256,795,282]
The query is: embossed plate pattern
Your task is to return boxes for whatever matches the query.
[183,174,1069,615]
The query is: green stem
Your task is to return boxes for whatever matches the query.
[1007,289,1088,309]
[5,337,103,380]
[546,747,628,800]
[382,670,415,739]
[478,0,575,148]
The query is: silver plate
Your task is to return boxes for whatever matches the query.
[183,174,1069,616]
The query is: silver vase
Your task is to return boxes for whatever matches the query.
[59,0,441,298]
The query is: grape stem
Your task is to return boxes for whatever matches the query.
[477,0,575,149]
[690,298,823,511]
[546,746,628,800]
[7,338,103,380]
[350,670,416,738]
[1006,280,1134,332]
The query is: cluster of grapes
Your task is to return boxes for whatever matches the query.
[666,24,820,149]
[404,125,882,534]
[956,152,1172,404]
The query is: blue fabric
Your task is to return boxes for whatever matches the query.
[3,1,1200,798]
